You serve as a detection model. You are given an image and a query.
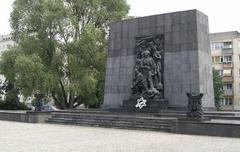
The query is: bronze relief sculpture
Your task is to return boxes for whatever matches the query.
[131,35,164,100]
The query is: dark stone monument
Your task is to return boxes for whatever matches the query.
[104,9,214,110]
[186,93,204,118]
[34,91,44,111]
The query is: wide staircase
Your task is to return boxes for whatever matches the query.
[46,109,177,133]
[46,109,240,133]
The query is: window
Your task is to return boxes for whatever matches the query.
[212,42,232,50]
[223,42,232,49]
[214,56,221,63]
[212,56,222,63]
[223,56,232,63]
[212,42,223,50]
[223,83,232,90]
[220,98,233,106]
[226,84,232,90]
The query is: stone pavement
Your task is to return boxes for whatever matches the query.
[0,120,240,152]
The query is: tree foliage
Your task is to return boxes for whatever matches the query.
[0,0,129,109]
[213,69,223,111]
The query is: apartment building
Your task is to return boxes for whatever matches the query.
[0,34,15,53]
[0,35,15,99]
[210,31,240,110]
[0,34,15,90]
[0,34,15,75]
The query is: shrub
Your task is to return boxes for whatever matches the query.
[0,100,30,110]
[0,89,30,110]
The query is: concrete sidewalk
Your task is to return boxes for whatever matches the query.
[0,120,239,152]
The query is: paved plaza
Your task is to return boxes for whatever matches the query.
[0,120,240,152]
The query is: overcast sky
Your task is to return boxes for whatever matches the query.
[1,0,240,35]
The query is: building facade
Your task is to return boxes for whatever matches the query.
[210,31,240,110]
[0,34,15,100]
[0,34,15,53]
[0,34,15,81]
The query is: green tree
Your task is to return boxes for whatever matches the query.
[0,47,20,106]
[213,69,223,110]
[1,0,129,109]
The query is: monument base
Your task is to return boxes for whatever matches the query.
[122,99,168,113]
[177,117,211,122]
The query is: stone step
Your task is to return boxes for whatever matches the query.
[50,117,175,125]
[48,115,174,124]
[47,117,173,127]
[60,109,110,114]
[163,109,240,113]
[51,112,155,118]
[46,119,173,132]
[54,110,155,116]
[108,108,162,113]
[45,109,240,138]
[205,111,240,116]
[205,115,240,120]
[49,116,175,126]
[156,113,186,117]
[51,113,175,121]
[161,110,240,116]
[52,109,240,121]
[156,112,240,120]
[46,111,176,132]
[57,109,240,117]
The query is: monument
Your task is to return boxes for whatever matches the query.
[130,35,164,100]
[186,93,204,118]
[122,34,167,111]
[104,9,214,110]
[34,91,44,111]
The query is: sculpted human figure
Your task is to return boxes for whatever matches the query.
[131,35,164,99]
[153,50,163,90]
[140,49,156,90]
[131,69,145,96]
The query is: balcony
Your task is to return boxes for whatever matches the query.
[222,48,233,55]
[222,76,233,82]
[222,62,233,69]
[223,89,233,96]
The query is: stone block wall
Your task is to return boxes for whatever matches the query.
[104,10,214,109]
